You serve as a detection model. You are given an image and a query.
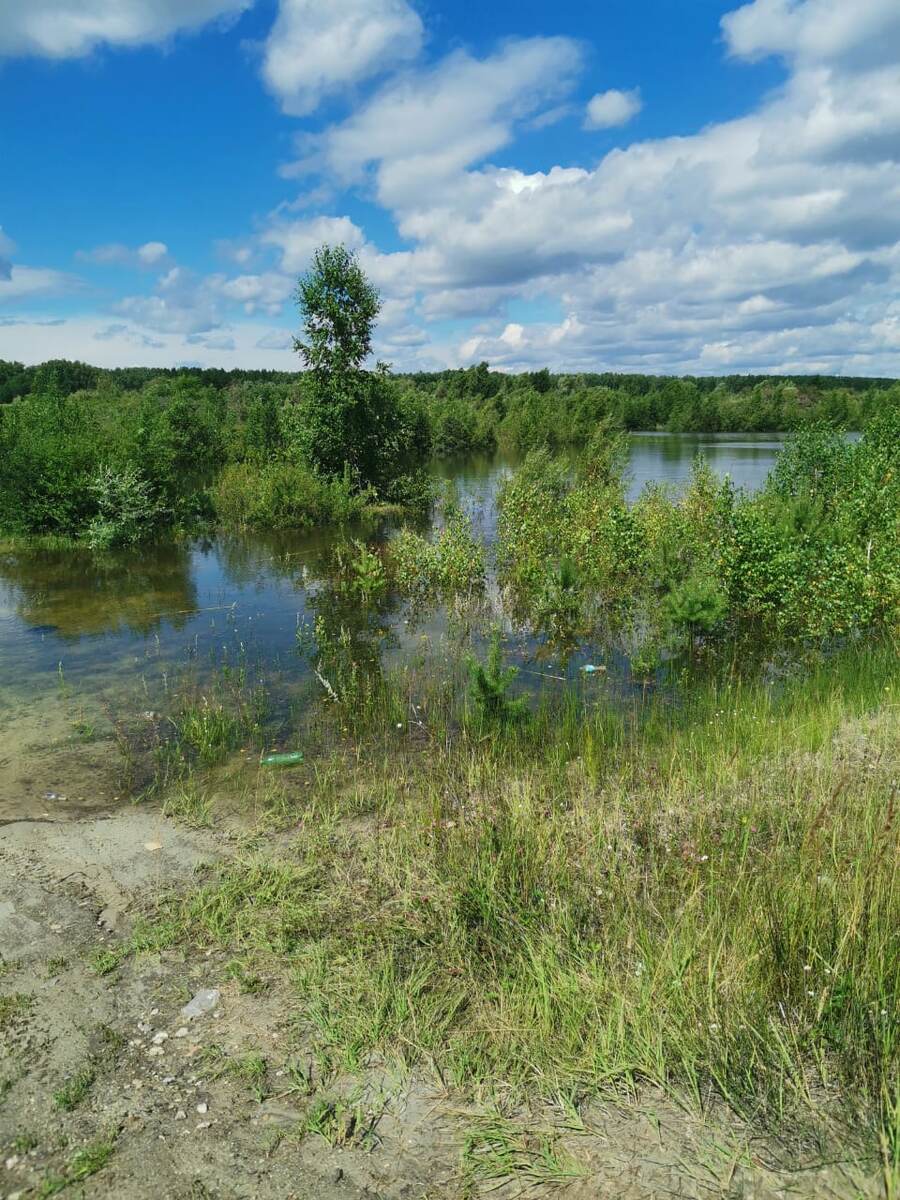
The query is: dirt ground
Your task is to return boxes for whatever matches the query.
[0,805,885,1200]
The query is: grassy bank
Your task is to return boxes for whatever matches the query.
[109,635,899,1186]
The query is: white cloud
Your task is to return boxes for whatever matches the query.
[0,315,300,369]
[261,215,366,273]
[584,88,642,130]
[0,265,77,301]
[296,38,584,207]
[0,0,253,58]
[270,1,900,375]
[137,241,169,265]
[261,0,423,115]
[77,241,170,268]
[722,0,900,68]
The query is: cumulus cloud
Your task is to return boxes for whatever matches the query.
[0,264,77,302]
[77,241,170,268]
[584,88,642,129]
[268,0,900,375]
[722,0,900,68]
[261,0,423,115]
[294,38,584,207]
[261,215,365,273]
[0,0,253,58]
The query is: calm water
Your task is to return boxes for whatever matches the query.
[0,433,788,818]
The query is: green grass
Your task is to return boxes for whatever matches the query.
[461,1113,587,1196]
[122,637,899,1178]
[53,1063,97,1111]
[300,1092,386,1150]
[38,1137,116,1196]
[0,993,31,1028]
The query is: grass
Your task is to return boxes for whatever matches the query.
[116,635,898,1185]
[0,993,31,1028]
[300,1091,386,1150]
[53,1063,97,1111]
[38,1136,116,1196]
[198,1045,271,1101]
[461,1113,587,1196]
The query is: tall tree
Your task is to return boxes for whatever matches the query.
[292,244,415,489]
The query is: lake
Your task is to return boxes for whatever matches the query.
[0,433,789,820]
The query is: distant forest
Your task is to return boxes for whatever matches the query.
[2,352,898,545]
[1,357,897,453]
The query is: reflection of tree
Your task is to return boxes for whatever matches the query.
[214,529,340,591]
[303,574,400,691]
[0,544,197,638]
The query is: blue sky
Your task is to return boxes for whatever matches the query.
[1,0,898,375]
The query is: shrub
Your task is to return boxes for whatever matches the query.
[211,462,366,530]
[85,464,166,549]
[467,633,529,729]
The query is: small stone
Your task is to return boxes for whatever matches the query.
[173,1026,189,1039]
[147,1045,165,1058]
[196,1121,212,1130]
[151,1031,169,1045]
[174,1110,187,1121]
[196,1102,208,1114]
[5,1155,20,1170]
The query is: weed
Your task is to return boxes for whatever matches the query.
[38,1136,116,1196]
[53,1063,97,1111]
[301,1092,384,1150]
[461,1113,586,1196]
[0,993,31,1029]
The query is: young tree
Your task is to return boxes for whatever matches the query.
[292,244,426,492]
[295,244,380,378]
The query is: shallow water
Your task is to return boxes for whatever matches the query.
[0,433,789,819]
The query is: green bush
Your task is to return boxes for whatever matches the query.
[86,464,166,549]
[211,462,366,530]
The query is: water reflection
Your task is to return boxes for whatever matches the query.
[0,434,789,699]
[0,543,197,639]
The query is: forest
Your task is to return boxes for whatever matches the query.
[0,348,897,545]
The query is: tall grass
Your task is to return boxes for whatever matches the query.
[143,637,898,1166]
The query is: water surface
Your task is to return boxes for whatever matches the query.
[0,433,789,819]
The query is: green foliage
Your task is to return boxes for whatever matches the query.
[85,463,165,549]
[391,506,485,597]
[497,415,899,651]
[291,245,426,493]
[662,572,728,647]
[294,244,380,377]
[467,633,529,728]
[333,539,388,605]
[211,461,365,529]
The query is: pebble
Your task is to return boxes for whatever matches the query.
[173,1026,189,1039]
[196,1102,208,1114]
[147,1046,165,1058]
[151,1031,169,1045]
[197,1121,212,1130]
[175,1110,187,1121]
